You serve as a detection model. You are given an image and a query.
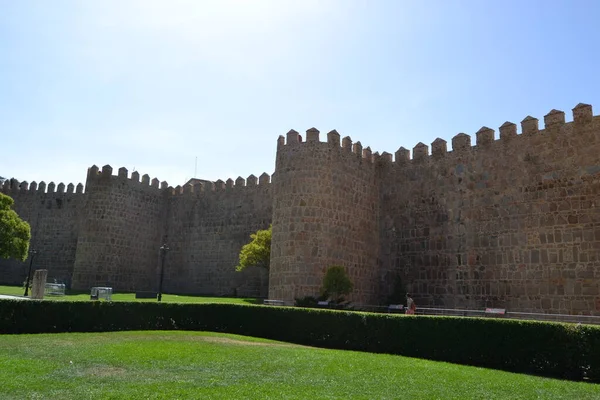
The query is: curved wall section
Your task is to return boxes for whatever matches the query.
[71,166,165,291]
[270,130,380,304]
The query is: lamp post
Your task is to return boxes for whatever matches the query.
[158,244,170,302]
[23,249,37,297]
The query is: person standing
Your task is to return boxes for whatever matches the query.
[406,293,416,315]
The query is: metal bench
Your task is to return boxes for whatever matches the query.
[44,283,66,296]
[90,287,113,301]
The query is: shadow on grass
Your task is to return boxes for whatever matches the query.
[241,298,264,305]
[65,289,89,296]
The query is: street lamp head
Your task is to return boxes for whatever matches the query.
[160,244,170,252]
[29,249,37,255]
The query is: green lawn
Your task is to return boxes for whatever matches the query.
[0,331,596,399]
[0,285,259,304]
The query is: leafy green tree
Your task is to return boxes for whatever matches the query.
[235,225,271,271]
[321,265,353,303]
[0,192,31,261]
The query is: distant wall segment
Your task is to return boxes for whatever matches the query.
[0,179,83,286]
[164,173,273,296]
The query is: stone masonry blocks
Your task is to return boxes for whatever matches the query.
[3,102,600,315]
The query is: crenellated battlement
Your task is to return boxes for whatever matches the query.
[1,178,84,195]
[85,164,168,194]
[169,172,272,197]
[84,163,273,198]
[278,127,384,164]
[382,103,595,164]
[4,103,595,199]
[278,104,596,169]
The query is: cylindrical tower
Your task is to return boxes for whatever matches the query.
[71,165,166,291]
[269,128,380,304]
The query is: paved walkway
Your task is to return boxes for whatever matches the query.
[0,294,30,300]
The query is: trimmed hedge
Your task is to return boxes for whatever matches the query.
[1,300,599,381]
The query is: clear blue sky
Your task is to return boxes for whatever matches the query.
[1,0,599,188]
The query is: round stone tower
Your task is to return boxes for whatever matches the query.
[71,165,166,291]
[269,128,380,304]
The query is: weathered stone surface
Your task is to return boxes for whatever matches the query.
[0,181,82,286]
[2,104,600,315]
[270,139,379,304]
[375,106,600,315]
[31,269,48,300]
[0,167,271,297]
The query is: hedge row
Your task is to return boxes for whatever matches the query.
[1,300,599,382]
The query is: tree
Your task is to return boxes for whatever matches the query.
[321,265,353,303]
[0,192,31,261]
[235,225,271,271]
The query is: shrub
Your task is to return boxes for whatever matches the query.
[0,300,599,382]
[321,265,353,303]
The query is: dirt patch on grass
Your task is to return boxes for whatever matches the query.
[119,333,309,349]
[197,336,306,348]
[105,333,311,348]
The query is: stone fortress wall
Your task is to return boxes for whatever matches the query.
[164,171,272,297]
[71,165,166,292]
[270,103,600,315]
[270,129,380,304]
[1,103,600,314]
[0,165,272,297]
[0,179,84,286]
[375,104,600,314]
